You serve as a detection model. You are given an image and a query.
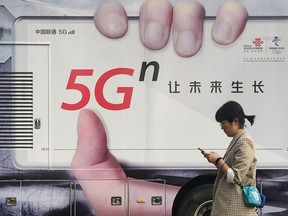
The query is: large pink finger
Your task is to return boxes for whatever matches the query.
[94,2,128,39]
[212,0,248,45]
[139,0,173,50]
[71,109,127,215]
[71,109,126,180]
[172,0,205,57]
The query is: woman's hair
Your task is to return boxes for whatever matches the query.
[215,101,255,128]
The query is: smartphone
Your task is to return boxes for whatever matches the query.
[198,148,205,154]
[8,16,288,169]
[11,16,231,169]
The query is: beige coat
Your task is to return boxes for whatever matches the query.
[211,130,257,216]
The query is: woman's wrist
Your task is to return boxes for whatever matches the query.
[217,159,228,171]
[215,157,223,165]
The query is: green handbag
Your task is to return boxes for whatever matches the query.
[242,186,265,208]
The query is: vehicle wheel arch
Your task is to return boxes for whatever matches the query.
[172,175,216,216]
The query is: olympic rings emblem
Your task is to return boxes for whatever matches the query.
[272,49,282,55]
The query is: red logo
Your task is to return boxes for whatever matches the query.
[253,38,264,47]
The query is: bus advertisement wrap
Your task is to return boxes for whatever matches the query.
[0,1,288,215]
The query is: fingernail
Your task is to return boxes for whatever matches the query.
[213,21,232,43]
[176,30,198,57]
[144,22,164,49]
[104,13,127,37]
